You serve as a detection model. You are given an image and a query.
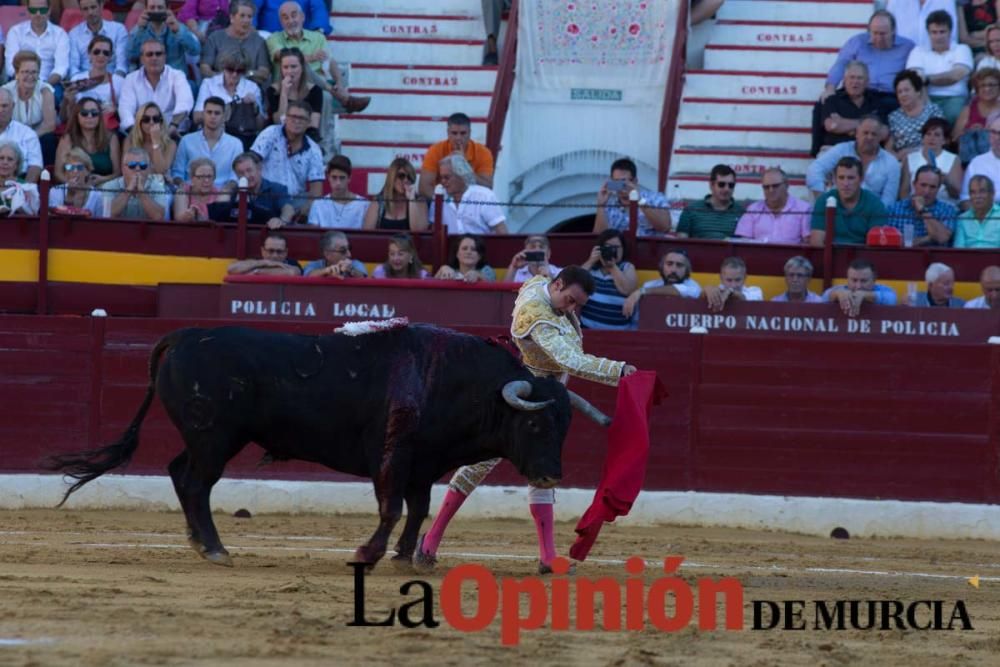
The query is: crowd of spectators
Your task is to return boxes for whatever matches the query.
[6,0,997,330]
[0,0,373,219]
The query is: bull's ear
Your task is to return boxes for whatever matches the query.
[567,390,611,427]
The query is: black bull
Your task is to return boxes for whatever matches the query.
[47,325,611,568]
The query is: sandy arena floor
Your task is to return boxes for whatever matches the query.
[1,509,999,666]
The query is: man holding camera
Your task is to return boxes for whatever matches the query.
[592,157,671,237]
[126,0,201,73]
[505,234,561,283]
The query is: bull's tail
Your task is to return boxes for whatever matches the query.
[45,330,181,507]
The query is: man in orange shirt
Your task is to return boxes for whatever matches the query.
[418,112,494,201]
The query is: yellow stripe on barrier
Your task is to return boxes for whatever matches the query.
[47,250,232,286]
[0,249,39,282]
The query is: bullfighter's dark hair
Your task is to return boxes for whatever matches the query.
[555,266,595,295]
[447,112,471,127]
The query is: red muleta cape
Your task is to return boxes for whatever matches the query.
[569,370,667,561]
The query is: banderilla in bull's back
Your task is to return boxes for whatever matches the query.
[44,323,611,569]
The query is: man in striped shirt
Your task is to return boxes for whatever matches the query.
[676,164,744,240]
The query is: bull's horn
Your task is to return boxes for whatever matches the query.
[567,390,612,427]
[502,380,553,411]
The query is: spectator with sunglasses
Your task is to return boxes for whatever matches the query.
[49,147,104,217]
[887,164,957,245]
[676,164,744,239]
[100,146,170,220]
[734,168,812,244]
[193,52,264,148]
[199,0,271,87]
[227,233,303,276]
[363,157,429,231]
[772,256,824,303]
[4,0,69,90]
[69,0,128,77]
[54,96,120,186]
[66,36,124,122]
[126,0,200,73]
[172,96,243,188]
[119,38,194,135]
[303,231,368,278]
[123,102,176,179]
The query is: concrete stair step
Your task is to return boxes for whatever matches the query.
[353,89,492,117]
[668,172,812,203]
[671,147,813,180]
[716,0,874,25]
[674,123,811,152]
[703,44,838,73]
[350,64,497,92]
[331,12,485,40]
[684,70,825,102]
[328,35,483,65]
[678,98,813,127]
[710,21,862,50]
[341,141,429,170]
[337,114,487,144]
[333,0,482,15]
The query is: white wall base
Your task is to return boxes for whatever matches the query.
[6,474,1000,541]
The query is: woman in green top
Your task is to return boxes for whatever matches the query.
[54,96,120,186]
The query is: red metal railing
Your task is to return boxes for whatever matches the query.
[658,0,690,192]
[485,0,519,159]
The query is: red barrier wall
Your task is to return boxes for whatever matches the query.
[1,315,996,504]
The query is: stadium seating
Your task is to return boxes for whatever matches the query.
[668,0,873,203]
[328,0,497,196]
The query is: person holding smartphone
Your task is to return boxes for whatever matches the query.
[578,228,638,330]
[126,0,201,74]
[592,156,671,236]
[505,234,561,283]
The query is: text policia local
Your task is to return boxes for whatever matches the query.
[346,557,973,645]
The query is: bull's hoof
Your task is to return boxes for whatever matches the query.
[189,537,233,567]
[203,550,234,567]
[352,546,380,571]
[412,534,437,574]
